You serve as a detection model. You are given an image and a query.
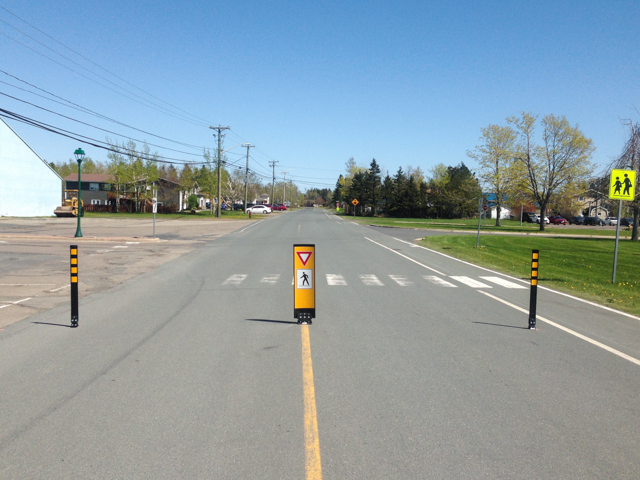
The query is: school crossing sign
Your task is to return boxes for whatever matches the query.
[609,169,636,201]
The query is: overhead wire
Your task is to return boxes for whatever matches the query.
[0,4,214,125]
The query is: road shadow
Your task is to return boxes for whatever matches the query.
[32,322,72,328]
[473,321,528,330]
[245,318,299,325]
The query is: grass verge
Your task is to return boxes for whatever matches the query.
[419,234,640,316]
[346,215,632,237]
[84,210,252,220]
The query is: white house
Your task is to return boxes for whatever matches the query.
[0,119,62,216]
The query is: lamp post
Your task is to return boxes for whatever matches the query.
[74,148,85,238]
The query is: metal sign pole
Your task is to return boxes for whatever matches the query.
[612,199,623,283]
[476,196,482,248]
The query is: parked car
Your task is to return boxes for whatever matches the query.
[604,217,618,226]
[548,215,567,225]
[568,216,585,225]
[524,212,538,223]
[246,205,271,214]
[621,217,635,227]
[536,215,549,224]
[272,204,287,211]
[584,216,605,226]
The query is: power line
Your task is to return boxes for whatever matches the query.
[0,4,214,125]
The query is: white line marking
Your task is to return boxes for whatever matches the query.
[480,276,527,289]
[478,291,640,367]
[0,297,31,309]
[392,237,640,322]
[49,284,71,292]
[0,284,55,286]
[360,274,384,286]
[261,274,280,284]
[365,237,444,275]
[126,242,139,244]
[239,220,264,233]
[113,246,128,249]
[326,274,347,286]
[389,275,413,286]
[422,275,457,287]
[450,276,492,288]
[223,274,247,286]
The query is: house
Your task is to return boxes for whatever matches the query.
[257,194,270,204]
[0,118,62,216]
[63,173,114,205]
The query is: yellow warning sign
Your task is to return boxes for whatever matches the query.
[352,199,359,206]
[294,244,315,323]
[609,169,636,200]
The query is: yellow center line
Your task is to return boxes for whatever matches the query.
[301,325,322,480]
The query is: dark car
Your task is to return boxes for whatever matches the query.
[621,217,635,227]
[584,216,605,226]
[568,216,585,225]
[523,212,538,223]
[548,215,567,225]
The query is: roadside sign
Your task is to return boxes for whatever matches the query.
[609,169,636,200]
[152,197,158,213]
[483,204,488,212]
[352,199,359,206]
[294,244,315,324]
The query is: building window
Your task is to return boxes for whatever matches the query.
[89,183,99,191]
[91,199,101,205]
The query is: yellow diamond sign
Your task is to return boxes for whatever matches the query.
[609,169,636,201]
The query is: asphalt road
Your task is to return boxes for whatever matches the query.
[1,209,639,479]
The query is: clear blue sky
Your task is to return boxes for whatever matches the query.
[2,0,638,190]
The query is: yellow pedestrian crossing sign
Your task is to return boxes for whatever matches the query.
[609,169,636,200]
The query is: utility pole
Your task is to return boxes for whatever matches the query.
[209,125,230,218]
[243,143,254,212]
[269,160,279,205]
[282,172,287,206]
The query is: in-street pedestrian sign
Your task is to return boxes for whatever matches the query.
[294,244,315,324]
[609,169,636,200]
[352,199,359,206]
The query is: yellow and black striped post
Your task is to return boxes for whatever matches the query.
[70,245,79,328]
[528,249,539,330]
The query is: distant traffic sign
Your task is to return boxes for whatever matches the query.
[483,204,488,212]
[352,199,359,206]
[294,244,315,324]
[609,169,636,201]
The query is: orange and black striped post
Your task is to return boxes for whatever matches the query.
[70,245,79,328]
[528,249,539,330]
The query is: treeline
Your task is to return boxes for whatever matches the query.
[49,139,300,212]
[332,158,482,218]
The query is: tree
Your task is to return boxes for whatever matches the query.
[467,124,517,226]
[364,158,381,216]
[611,119,640,240]
[508,112,595,231]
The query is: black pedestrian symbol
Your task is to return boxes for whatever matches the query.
[614,177,623,195]
[623,174,633,196]
[301,272,309,286]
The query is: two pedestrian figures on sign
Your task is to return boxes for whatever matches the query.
[613,174,633,196]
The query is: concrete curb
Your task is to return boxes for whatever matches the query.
[0,234,163,243]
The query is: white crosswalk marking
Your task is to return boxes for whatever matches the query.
[223,274,247,286]
[480,276,526,289]
[422,275,457,287]
[261,274,280,284]
[360,274,384,286]
[449,276,492,288]
[326,274,347,286]
[389,275,413,286]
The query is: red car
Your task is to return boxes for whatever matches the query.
[272,204,288,211]
[548,215,567,225]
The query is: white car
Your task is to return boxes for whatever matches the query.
[246,205,271,214]
[604,217,618,226]
[535,215,550,224]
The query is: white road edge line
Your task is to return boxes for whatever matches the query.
[0,297,32,309]
[393,237,640,322]
[238,220,264,233]
[365,237,444,275]
[478,291,640,367]
[49,284,71,292]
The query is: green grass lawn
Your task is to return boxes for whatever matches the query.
[84,209,252,220]
[419,234,640,316]
[344,215,632,237]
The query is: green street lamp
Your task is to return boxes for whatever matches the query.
[74,148,85,238]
